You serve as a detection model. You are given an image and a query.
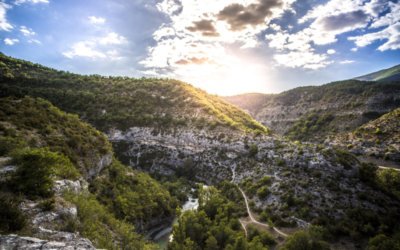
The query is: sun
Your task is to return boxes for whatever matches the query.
[177,55,273,96]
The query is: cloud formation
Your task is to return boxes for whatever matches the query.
[20,25,35,36]
[348,1,400,51]
[63,32,127,60]
[141,0,294,75]
[0,2,12,31]
[187,19,219,37]
[14,0,49,5]
[266,0,399,69]
[4,37,19,45]
[88,16,106,25]
[217,0,285,31]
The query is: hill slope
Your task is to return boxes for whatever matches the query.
[0,53,267,135]
[0,96,177,249]
[331,107,400,163]
[354,64,400,82]
[225,80,400,141]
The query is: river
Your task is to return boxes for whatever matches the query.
[153,196,199,249]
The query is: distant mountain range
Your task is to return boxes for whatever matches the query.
[354,64,400,82]
[224,64,400,142]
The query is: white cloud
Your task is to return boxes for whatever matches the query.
[327,49,336,54]
[63,41,106,59]
[63,32,127,60]
[4,38,19,45]
[142,0,296,84]
[348,2,400,51]
[28,38,41,44]
[0,2,12,31]
[97,32,126,45]
[274,50,332,69]
[340,60,355,64]
[20,25,35,36]
[14,0,49,5]
[265,0,398,69]
[88,16,106,25]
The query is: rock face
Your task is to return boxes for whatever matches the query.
[110,126,399,225]
[0,234,96,250]
[224,80,400,141]
[88,153,113,179]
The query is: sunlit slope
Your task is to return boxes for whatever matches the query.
[0,53,268,134]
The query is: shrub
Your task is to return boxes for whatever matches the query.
[0,192,26,233]
[9,148,80,199]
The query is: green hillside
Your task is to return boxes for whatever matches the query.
[0,96,177,249]
[354,64,400,82]
[0,53,268,135]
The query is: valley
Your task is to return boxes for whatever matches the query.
[0,53,400,250]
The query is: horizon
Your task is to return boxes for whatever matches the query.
[0,0,399,95]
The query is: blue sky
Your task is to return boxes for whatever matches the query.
[0,0,399,95]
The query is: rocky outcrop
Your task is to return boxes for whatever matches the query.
[88,153,113,179]
[0,234,95,250]
[110,126,399,224]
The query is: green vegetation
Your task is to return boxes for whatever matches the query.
[359,163,400,200]
[9,148,79,198]
[90,160,178,228]
[241,176,273,199]
[0,192,26,233]
[367,233,400,250]
[63,192,157,250]
[281,227,330,250]
[0,96,111,178]
[286,112,335,141]
[0,96,178,248]
[0,53,268,134]
[169,185,268,250]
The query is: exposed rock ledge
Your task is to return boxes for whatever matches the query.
[0,234,96,249]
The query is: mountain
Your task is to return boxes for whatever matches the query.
[224,80,400,142]
[354,64,400,82]
[1,54,400,249]
[0,53,267,135]
[0,96,177,249]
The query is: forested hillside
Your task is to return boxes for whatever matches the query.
[0,53,267,135]
[0,96,178,249]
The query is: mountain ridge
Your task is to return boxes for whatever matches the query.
[354,64,400,82]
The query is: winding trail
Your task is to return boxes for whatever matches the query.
[238,187,288,238]
[229,165,288,238]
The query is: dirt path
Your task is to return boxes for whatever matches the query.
[238,187,288,237]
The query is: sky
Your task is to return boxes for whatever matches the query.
[0,0,399,95]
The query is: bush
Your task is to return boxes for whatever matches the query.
[9,148,80,199]
[281,230,330,250]
[0,193,26,233]
[38,198,56,211]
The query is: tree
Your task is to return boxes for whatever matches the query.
[205,235,219,250]
[280,230,330,250]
